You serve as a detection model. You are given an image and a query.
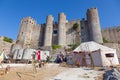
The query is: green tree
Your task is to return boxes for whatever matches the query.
[72,23,79,31]
[3,36,13,43]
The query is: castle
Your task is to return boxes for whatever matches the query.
[12,8,103,52]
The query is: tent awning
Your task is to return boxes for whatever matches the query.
[73,41,115,52]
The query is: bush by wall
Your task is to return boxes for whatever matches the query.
[73,23,79,31]
[103,37,108,43]
[52,45,62,50]
[3,36,13,43]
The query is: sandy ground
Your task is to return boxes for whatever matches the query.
[50,68,103,80]
[0,63,103,80]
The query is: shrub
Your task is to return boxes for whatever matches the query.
[68,42,80,50]
[73,23,79,31]
[3,36,13,43]
[52,45,62,50]
[103,37,108,43]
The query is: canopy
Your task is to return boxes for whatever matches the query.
[73,41,119,66]
[74,41,114,52]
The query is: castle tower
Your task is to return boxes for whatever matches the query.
[44,15,54,46]
[80,18,90,42]
[87,8,103,43]
[17,16,36,48]
[58,13,66,46]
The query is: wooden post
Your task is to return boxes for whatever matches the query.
[81,44,94,68]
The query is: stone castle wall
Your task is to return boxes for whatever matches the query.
[10,7,120,57]
[80,19,90,42]
[0,36,14,55]
[14,8,103,51]
[30,25,41,49]
[102,26,120,43]
[66,19,81,45]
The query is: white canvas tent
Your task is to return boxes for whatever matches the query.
[73,41,119,66]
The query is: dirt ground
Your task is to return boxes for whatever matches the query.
[0,63,103,80]
[0,63,67,80]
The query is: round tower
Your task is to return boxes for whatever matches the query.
[58,13,66,46]
[87,8,103,43]
[44,15,54,46]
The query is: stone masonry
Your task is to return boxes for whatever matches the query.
[0,36,14,55]
[87,8,103,43]
[12,7,104,52]
[102,26,120,43]
[1,7,120,56]
[44,15,54,46]
[58,13,66,46]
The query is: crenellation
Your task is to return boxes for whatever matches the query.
[102,26,120,43]
[22,17,36,26]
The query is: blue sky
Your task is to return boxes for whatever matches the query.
[0,0,120,40]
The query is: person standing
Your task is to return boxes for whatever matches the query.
[36,50,41,61]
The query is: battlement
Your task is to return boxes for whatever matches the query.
[46,15,54,25]
[58,12,66,22]
[47,15,53,18]
[87,7,97,11]
[58,12,66,16]
[67,19,80,23]
[102,26,120,43]
[21,16,36,25]
[103,26,120,30]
